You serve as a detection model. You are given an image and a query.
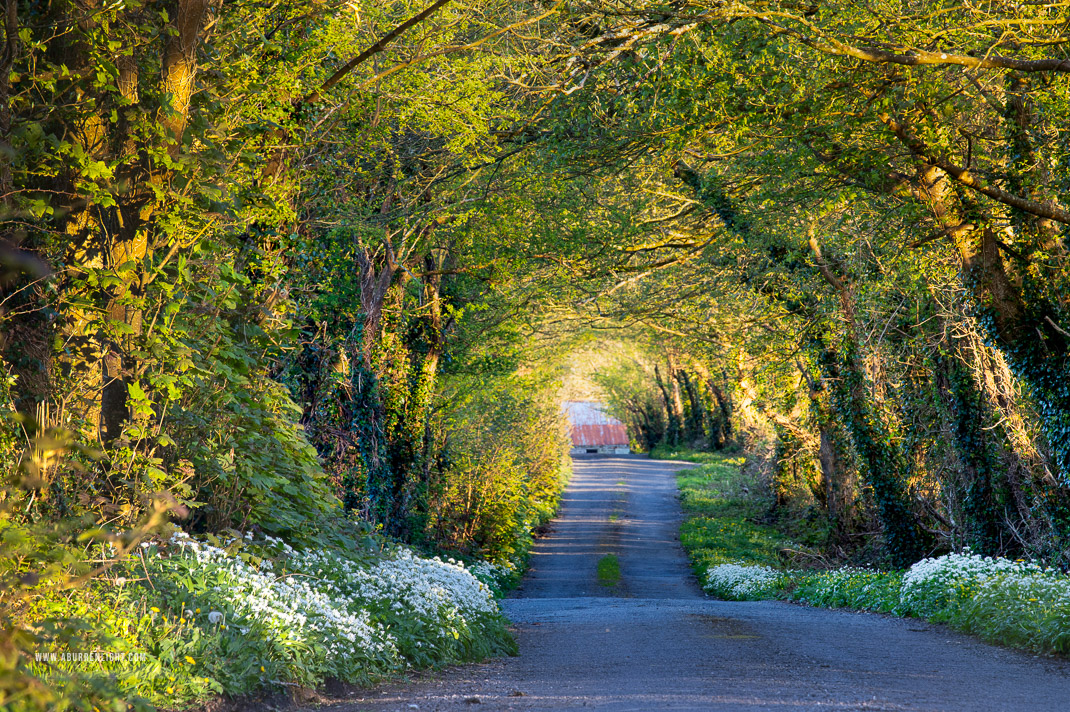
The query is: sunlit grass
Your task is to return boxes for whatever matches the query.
[650,445,726,464]
[676,457,784,585]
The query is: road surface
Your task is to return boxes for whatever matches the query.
[314,455,1070,711]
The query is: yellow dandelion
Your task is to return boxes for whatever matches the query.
[184,656,195,664]
[150,607,160,613]
[260,666,265,673]
[166,687,173,694]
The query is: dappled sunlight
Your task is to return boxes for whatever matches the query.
[7,0,1070,707]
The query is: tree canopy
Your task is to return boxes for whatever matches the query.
[3,0,1070,705]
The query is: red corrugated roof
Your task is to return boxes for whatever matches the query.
[571,423,629,447]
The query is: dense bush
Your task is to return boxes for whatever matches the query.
[425,373,571,565]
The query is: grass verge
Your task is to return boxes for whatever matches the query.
[676,455,785,589]
[666,449,1070,656]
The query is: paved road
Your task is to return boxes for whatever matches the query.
[320,455,1070,711]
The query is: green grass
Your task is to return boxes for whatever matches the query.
[669,448,1070,657]
[597,554,621,587]
[650,445,726,464]
[790,568,904,613]
[675,457,786,585]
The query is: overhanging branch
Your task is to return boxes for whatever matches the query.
[879,112,1070,225]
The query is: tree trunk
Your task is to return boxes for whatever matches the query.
[654,364,681,447]
[798,361,857,541]
[808,233,929,567]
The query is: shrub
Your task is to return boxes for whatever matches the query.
[426,373,570,565]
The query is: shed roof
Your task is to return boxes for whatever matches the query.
[563,401,629,447]
[571,423,629,447]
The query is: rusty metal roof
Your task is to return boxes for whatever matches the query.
[563,401,629,446]
[571,423,629,447]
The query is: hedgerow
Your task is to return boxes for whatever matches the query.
[676,452,1070,656]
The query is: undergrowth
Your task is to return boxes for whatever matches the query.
[675,456,789,588]
[666,449,1070,656]
[13,532,516,711]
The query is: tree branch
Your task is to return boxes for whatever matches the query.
[879,112,1070,225]
[754,13,1070,74]
[300,0,454,108]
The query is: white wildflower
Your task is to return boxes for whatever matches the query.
[705,563,783,600]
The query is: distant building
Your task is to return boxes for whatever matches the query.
[563,401,630,455]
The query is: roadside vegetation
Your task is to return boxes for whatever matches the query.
[24,533,516,710]
[6,0,1070,708]
[672,452,1070,657]
[596,554,622,588]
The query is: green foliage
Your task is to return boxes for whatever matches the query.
[425,371,571,565]
[676,458,788,586]
[819,340,930,569]
[595,345,737,455]
[8,0,1070,705]
[937,350,1014,557]
[677,454,1070,657]
[651,447,723,464]
[0,408,172,712]
[790,569,904,614]
[595,359,666,452]
[790,553,1070,656]
[9,532,516,710]
[1,1,569,708]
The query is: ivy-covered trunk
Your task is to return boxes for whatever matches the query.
[800,364,857,543]
[819,340,929,568]
[928,345,1009,556]
[654,363,682,447]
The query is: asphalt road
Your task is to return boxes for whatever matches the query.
[317,454,1070,712]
